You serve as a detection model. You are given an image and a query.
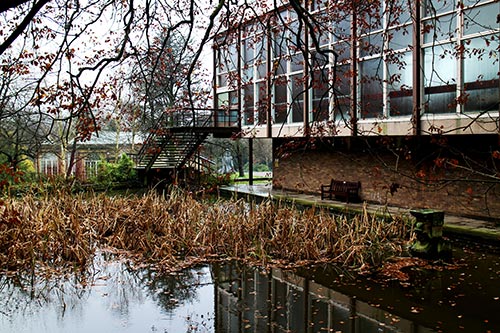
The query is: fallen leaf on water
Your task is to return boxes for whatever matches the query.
[410,306,423,314]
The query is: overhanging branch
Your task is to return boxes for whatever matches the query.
[0,0,52,56]
[0,0,30,14]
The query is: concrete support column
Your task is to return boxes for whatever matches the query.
[412,0,422,135]
[266,19,273,138]
[350,9,358,136]
[249,138,254,185]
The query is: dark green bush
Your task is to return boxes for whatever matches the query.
[95,154,137,185]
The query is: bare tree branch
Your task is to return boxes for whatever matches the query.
[0,0,31,14]
[0,0,52,55]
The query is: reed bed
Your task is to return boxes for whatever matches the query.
[0,189,412,273]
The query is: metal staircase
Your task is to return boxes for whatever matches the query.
[134,107,238,173]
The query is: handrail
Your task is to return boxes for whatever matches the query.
[134,107,239,167]
[164,107,239,128]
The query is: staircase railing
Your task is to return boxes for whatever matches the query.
[133,107,238,170]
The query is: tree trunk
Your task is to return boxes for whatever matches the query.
[235,141,245,177]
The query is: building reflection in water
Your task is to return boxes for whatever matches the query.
[212,262,434,333]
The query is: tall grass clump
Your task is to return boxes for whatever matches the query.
[0,189,412,273]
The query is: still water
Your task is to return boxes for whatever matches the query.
[1,241,499,333]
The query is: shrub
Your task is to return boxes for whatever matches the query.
[94,154,137,185]
[0,163,24,193]
[243,163,271,172]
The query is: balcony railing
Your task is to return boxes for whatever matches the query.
[133,107,239,171]
[160,107,239,129]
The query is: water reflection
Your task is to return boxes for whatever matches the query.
[213,263,433,333]
[1,243,499,333]
[0,251,214,333]
[213,242,500,332]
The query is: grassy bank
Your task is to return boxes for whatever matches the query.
[0,188,412,274]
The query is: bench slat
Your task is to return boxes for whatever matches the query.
[320,179,361,202]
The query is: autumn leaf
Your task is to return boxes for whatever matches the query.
[416,169,426,178]
[434,157,445,168]
[410,306,423,314]
[448,159,459,168]
[465,187,473,196]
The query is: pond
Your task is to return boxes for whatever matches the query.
[1,240,499,333]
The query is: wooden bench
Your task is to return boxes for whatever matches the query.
[320,179,361,202]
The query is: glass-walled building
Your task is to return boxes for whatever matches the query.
[212,0,499,220]
[214,0,499,138]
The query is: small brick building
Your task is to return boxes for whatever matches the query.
[36,131,142,180]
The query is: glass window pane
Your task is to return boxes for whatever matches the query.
[311,0,328,11]
[333,15,351,41]
[274,77,288,124]
[423,14,457,43]
[462,0,491,7]
[464,3,500,36]
[273,58,287,75]
[312,70,330,121]
[244,39,255,63]
[229,91,239,125]
[292,75,304,102]
[291,53,304,72]
[360,58,384,119]
[388,51,413,116]
[333,63,351,123]
[287,20,302,54]
[257,61,267,79]
[242,64,253,83]
[292,75,304,123]
[386,0,411,26]
[257,82,268,124]
[255,36,267,58]
[243,41,254,83]
[388,25,412,50]
[243,85,255,125]
[424,43,457,113]
[312,50,329,69]
[359,0,383,34]
[229,91,238,107]
[312,10,331,46]
[218,74,227,88]
[333,42,351,63]
[273,27,287,58]
[464,37,499,82]
[216,48,225,74]
[335,97,351,122]
[228,44,237,71]
[423,0,456,17]
[217,92,228,108]
[463,37,500,113]
[360,32,383,58]
[335,65,351,97]
[217,92,237,125]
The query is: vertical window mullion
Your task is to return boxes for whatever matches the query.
[456,4,464,115]
[287,25,292,124]
[382,0,389,118]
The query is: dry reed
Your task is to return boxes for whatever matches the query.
[0,189,412,273]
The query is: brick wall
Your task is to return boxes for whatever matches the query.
[272,136,500,221]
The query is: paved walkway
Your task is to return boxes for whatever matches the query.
[220,183,500,244]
